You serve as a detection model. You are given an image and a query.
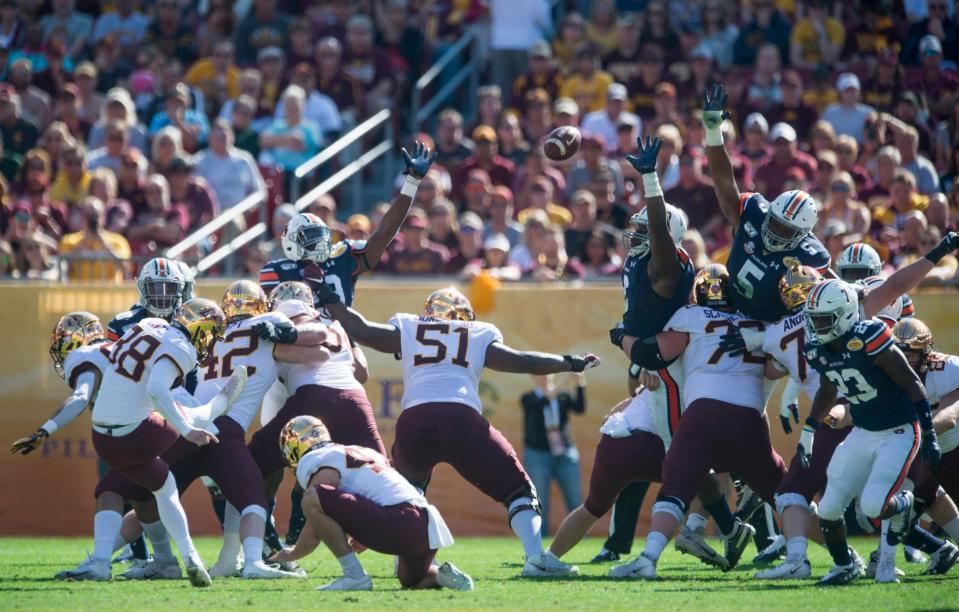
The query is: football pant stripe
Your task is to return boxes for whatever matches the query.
[658,367,682,436]
[880,422,920,516]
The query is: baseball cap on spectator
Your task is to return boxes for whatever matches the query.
[617,114,639,131]
[472,126,496,143]
[655,82,677,99]
[817,150,838,169]
[531,176,552,192]
[769,122,797,143]
[484,233,511,253]
[525,88,550,107]
[459,212,483,231]
[257,46,285,63]
[689,45,713,62]
[553,97,579,117]
[899,91,922,110]
[130,72,154,95]
[168,154,194,174]
[821,219,848,239]
[920,35,943,57]
[403,212,428,229]
[608,83,628,101]
[836,73,860,92]
[60,83,80,99]
[347,214,371,233]
[744,112,769,135]
[491,185,513,202]
[581,132,605,149]
[75,62,97,79]
[529,40,552,59]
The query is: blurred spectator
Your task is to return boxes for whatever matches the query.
[40,121,73,174]
[789,0,844,69]
[286,18,315,68]
[497,114,530,168]
[935,94,959,171]
[640,0,679,52]
[116,148,147,214]
[766,70,817,138]
[217,69,265,127]
[862,46,903,113]
[92,0,148,52]
[754,122,816,196]
[86,119,146,178]
[346,214,372,243]
[54,85,89,142]
[820,218,850,264]
[229,95,261,159]
[564,189,598,259]
[50,142,90,206]
[511,41,563,115]
[906,35,959,121]
[835,136,872,192]
[58,196,130,282]
[473,85,504,133]
[821,73,875,145]
[315,37,365,123]
[560,44,613,115]
[14,231,60,280]
[195,120,266,213]
[666,149,724,248]
[578,229,620,278]
[811,149,837,203]
[521,88,553,144]
[0,0,22,52]
[383,210,449,274]
[819,171,871,236]
[509,208,550,272]
[740,112,771,164]
[699,1,739,69]
[654,124,682,191]
[925,192,951,234]
[255,46,287,116]
[0,87,38,157]
[809,120,837,157]
[581,83,640,154]
[489,0,552,98]
[435,109,474,172]
[646,83,685,137]
[259,85,322,172]
[461,232,521,281]
[39,0,92,61]
[427,198,460,252]
[166,154,220,232]
[908,225,959,282]
[627,46,665,121]
[73,63,103,127]
[461,169,492,217]
[265,203,296,260]
[942,140,959,193]
[7,58,51,128]
[127,173,189,255]
[895,125,939,194]
[514,144,566,205]
[566,133,625,206]
[586,0,619,55]
[518,175,571,227]
[553,13,587,68]
[148,83,209,151]
[184,40,240,116]
[149,125,186,175]
[241,240,272,277]
[733,0,792,66]
[903,4,958,65]
[234,0,291,65]
[144,0,195,65]
[531,229,584,281]
[483,186,524,248]
[874,169,926,229]
[746,43,783,111]
[276,64,342,140]
[453,126,516,203]
[603,16,641,86]
[17,148,50,194]
[88,89,147,152]
[682,229,712,270]
[342,15,393,116]
[721,121,754,191]
[447,211,485,272]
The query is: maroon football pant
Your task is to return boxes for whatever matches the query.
[583,432,664,519]
[92,413,179,495]
[391,402,532,503]
[776,425,851,503]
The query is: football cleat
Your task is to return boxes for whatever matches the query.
[817,562,860,586]
[112,545,135,563]
[850,547,867,577]
[242,560,306,579]
[903,545,928,564]
[522,551,579,577]
[436,562,474,591]
[723,521,755,571]
[209,551,243,578]
[56,558,111,582]
[317,574,372,591]
[734,484,763,524]
[608,552,658,579]
[866,549,904,578]
[888,491,915,544]
[120,558,182,580]
[875,544,900,584]
[186,560,212,587]
[754,557,811,580]
[212,366,248,419]
[590,549,620,563]
[924,542,959,575]
[675,526,729,570]
[753,533,787,566]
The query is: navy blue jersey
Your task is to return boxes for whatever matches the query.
[728,193,831,322]
[621,248,695,338]
[805,318,917,431]
[259,240,368,307]
[107,304,152,341]
[901,293,915,318]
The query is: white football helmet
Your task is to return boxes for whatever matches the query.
[176,259,196,301]
[762,190,818,252]
[804,279,860,344]
[858,275,903,322]
[137,257,186,318]
[281,212,333,263]
[837,243,882,281]
[622,204,688,258]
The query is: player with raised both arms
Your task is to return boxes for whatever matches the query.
[313,282,600,577]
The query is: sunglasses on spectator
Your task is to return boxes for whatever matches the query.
[491,200,508,208]
[107,133,124,141]
[14,212,31,222]
[831,182,850,192]
[63,158,82,167]
[428,209,449,217]
[122,160,138,168]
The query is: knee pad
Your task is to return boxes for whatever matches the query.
[651,496,685,523]
[819,517,845,537]
[505,487,540,524]
[240,505,268,521]
[775,493,810,516]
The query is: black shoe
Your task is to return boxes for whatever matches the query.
[925,542,959,575]
[723,521,755,571]
[591,549,621,563]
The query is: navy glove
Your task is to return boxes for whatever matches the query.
[925,231,959,264]
[702,84,731,129]
[780,402,800,435]
[401,140,437,179]
[796,417,818,469]
[314,280,342,305]
[625,135,662,174]
[184,367,199,394]
[255,321,299,344]
[717,325,747,358]
[921,429,941,470]
[609,326,627,348]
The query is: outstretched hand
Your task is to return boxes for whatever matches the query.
[702,84,731,130]
[401,140,438,179]
[625,135,662,175]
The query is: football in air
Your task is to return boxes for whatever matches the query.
[544,125,581,162]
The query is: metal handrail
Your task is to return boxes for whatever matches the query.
[165,190,265,260]
[195,222,267,274]
[289,108,392,202]
[295,139,393,212]
[410,29,480,133]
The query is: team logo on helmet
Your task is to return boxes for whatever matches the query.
[279,415,332,470]
[173,298,226,363]
[779,262,822,313]
[49,311,106,378]
[424,287,475,321]
[693,264,733,311]
[222,280,269,322]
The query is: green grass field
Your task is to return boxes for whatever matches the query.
[0,536,956,610]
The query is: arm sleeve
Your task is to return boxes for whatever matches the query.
[864,324,894,356]
[148,357,194,436]
[44,371,97,434]
[779,376,802,414]
[569,386,586,414]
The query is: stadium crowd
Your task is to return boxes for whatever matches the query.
[0,0,957,284]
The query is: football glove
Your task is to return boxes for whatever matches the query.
[10,428,49,455]
[702,84,731,130]
[717,325,747,357]
[314,280,342,305]
[565,353,601,373]
[926,231,959,264]
[920,428,941,470]
[254,320,299,344]
[401,140,438,179]
[796,418,817,469]
[625,135,662,175]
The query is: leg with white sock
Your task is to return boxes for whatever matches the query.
[507,495,544,558]
[755,495,813,579]
[119,500,182,581]
[152,472,210,587]
[210,503,242,577]
[234,505,304,578]
[609,499,682,579]
[55,492,123,581]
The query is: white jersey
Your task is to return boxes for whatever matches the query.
[763,311,822,401]
[925,353,959,453]
[194,312,290,431]
[296,443,455,549]
[92,318,197,426]
[63,342,112,390]
[389,313,503,412]
[665,305,766,410]
[620,389,658,435]
[278,315,361,392]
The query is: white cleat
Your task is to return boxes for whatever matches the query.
[55,558,112,582]
[675,526,729,570]
[755,557,812,580]
[875,548,900,584]
[522,551,579,577]
[242,560,306,579]
[186,560,212,587]
[608,553,658,579]
[850,548,868,577]
[209,552,243,578]
[317,574,373,591]
[753,533,787,565]
[120,557,182,580]
[436,561,474,591]
[213,366,248,417]
[866,549,904,578]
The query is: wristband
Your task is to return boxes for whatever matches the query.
[563,354,586,373]
[400,174,420,198]
[804,416,820,431]
[40,420,57,435]
[642,172,663,199]
[705,125,724,147]
[914,398,934,431]
[924,242,950,265]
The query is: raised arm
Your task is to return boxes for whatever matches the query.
[484,343,600,375]
[313,282,401,354]
[625,135,681,296]
[862,232,959,318]
[10,370,100,455]
[355,141,437,274]
[702,84,742,226]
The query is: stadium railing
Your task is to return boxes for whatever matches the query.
[410,28,480,134]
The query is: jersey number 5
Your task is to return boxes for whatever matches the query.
[825,369,878,404]
[414,323,470,368]
[733,259,764,300]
